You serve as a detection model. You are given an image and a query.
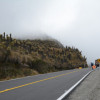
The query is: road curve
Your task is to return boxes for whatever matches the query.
[0,68,91,100]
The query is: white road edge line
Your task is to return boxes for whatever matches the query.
[57,70,93,100]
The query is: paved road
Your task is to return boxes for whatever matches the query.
[0,68,91,100]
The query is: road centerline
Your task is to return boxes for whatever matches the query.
[0,70,79,93]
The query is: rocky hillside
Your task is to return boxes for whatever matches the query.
[0,32,88,80]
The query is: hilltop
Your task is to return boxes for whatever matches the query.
[0,32,88,80]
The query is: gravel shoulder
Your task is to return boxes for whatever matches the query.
[67,68,100,100]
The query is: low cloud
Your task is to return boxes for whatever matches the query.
[0,0,100,63]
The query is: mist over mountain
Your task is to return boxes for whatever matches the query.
[14,33,52,40]
[13,33,64,48]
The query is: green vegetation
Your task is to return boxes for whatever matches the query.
[0,32,88,80]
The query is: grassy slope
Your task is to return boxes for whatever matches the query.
[0,33,88,80]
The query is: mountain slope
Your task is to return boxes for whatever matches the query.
[0,33,88,80]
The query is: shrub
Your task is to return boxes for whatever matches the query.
[29,59,49,73]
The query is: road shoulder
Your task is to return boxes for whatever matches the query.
[67,68,100,100]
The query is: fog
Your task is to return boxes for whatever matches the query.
[0,0,100,64]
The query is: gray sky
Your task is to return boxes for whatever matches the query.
[0,0,100,64]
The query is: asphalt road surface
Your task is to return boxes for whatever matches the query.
[0,68,91,100]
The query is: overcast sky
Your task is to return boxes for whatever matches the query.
[0,0,100,64]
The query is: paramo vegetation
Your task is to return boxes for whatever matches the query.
[0,32,88,80]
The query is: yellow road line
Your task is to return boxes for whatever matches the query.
[0,70,78,93]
